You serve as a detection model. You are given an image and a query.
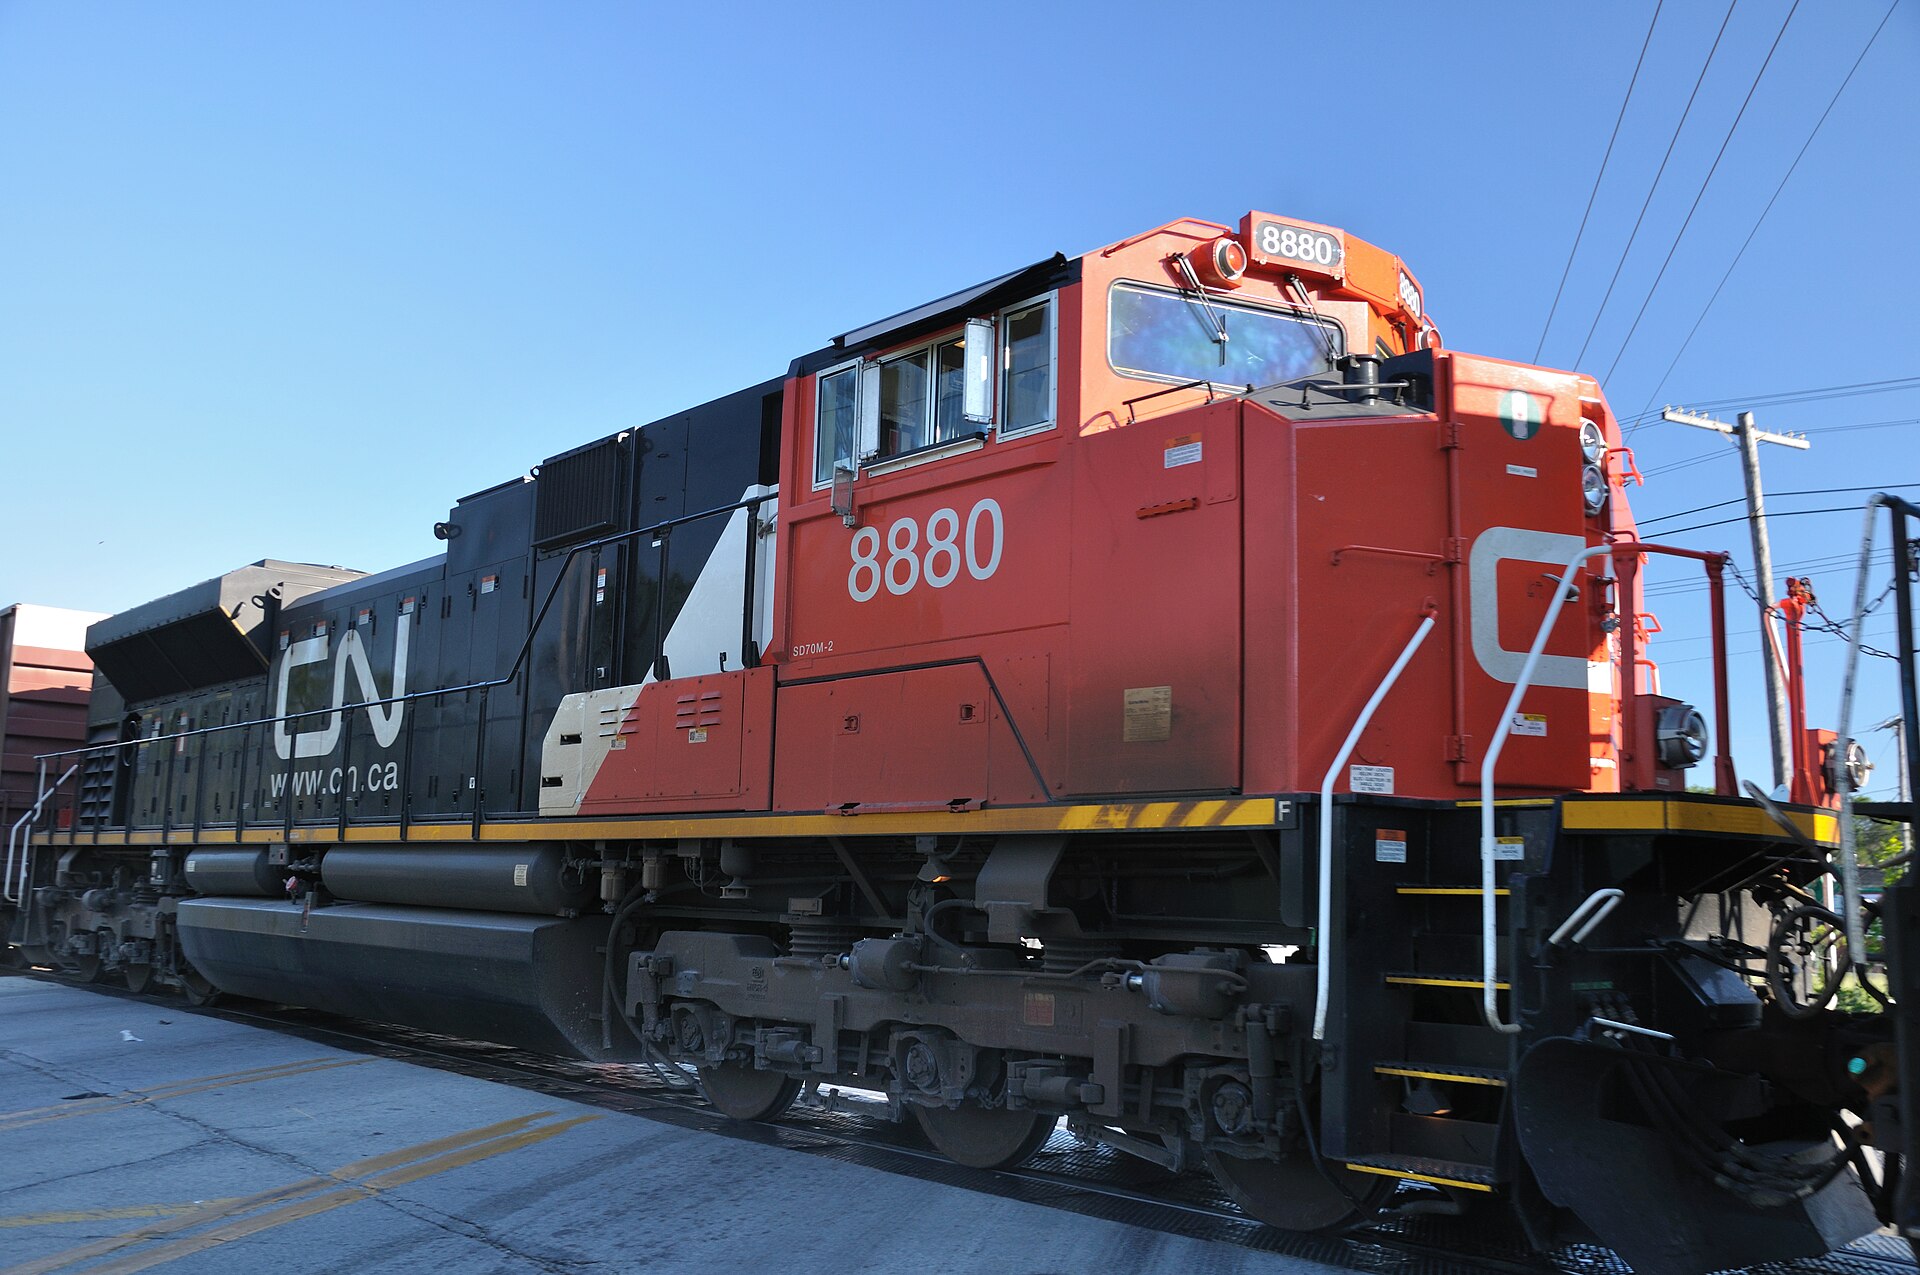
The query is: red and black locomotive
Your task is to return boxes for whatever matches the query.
[7,211,1914,1274]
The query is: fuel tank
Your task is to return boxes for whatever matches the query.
[184,848,284,897]
[319,844,594,916]
[176,896,624,1060]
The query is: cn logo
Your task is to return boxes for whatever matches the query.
[272,620,411,760]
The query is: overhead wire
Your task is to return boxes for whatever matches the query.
[1599,0,1802,388]
[1618,375,1920,431]
[1639,482,1920,527]
[1534,0,1665,363]
[1571,0,1739,370]
[1625,0,1902,427]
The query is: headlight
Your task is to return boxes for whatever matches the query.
[1582,463,1609,516]
[1655,704,1709,768]
[1580,418,1607,464]
[1825,739,1872,793]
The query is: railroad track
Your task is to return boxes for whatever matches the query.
[16,971,1917,1275]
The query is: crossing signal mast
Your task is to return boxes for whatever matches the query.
[1661,405,1812,790]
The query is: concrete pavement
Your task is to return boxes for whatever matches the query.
[0,976,1352,1275]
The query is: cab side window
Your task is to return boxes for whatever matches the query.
[1000,300,1053,435]
[813,364,858,487]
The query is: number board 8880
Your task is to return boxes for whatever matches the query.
[1249,220,1344,277]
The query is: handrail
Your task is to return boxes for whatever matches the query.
[6,764,78,903]
[1547,888,1624,947]
[1479,538,1732,1034]
[28,490,778,836]
[1837,493,1920,967]
[1314,604,1438,1042]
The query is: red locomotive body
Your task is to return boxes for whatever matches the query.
[13,212,1912,1275]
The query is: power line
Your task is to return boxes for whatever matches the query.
[1641,550,1893,598]
[1637,418,1920,477]
[1570,0,1739,369]
[1534,0,1665,363]
[1639,481,1920,526]
[1600,0,1801,388]
[1625,0,1902,426]
[1619,375,1920,430]
[1807,415,1920,437]
[1656,504,1879,536]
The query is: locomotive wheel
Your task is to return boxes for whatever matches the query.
[699,1062,800,1122]
[180,966,221,1007]
[123,962,155,996]
[1205,1148,1394,1233]
[64,932,110,985]
[912,1103,1057,1171]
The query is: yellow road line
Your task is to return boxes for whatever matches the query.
[51,1116,600,1275]
[1,1111,584,1275]
[0,1059,367,1134]
[0,1202,240,1229]
[0,1058,344,1127]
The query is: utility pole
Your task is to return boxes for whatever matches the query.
[1661,406,1811,791]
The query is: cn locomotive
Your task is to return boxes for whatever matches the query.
[6,211,1914,1274]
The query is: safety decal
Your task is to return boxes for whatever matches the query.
[1493,836,1526,861]
[1511,713,1548,737]
[1122,686,1172,743]
[1375,829,1408,863]
[1163,435,1203,468]
[1349,765,1394,795]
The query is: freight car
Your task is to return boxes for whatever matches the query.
[5,211,1913,1275]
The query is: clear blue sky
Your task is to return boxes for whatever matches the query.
[2,1,1915,794]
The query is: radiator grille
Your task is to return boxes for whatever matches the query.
[534,437,624,549]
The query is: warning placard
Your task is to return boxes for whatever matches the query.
[1511,713,1547,737]
[1123,686,1172,742]
[1375,829,1408,863]
[1349,765,1394,795]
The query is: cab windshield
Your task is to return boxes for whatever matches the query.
[1108,281,1343,388]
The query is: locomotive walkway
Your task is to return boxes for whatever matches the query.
[0,976,1346,1275]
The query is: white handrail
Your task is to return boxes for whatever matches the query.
[1313,610,1438,1041]
[5,764,79,905]
[1835,497,1890,968]
[1547,888,1624,947]
[1481,542,1613,1034]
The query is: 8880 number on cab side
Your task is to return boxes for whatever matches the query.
[848,499,1004,602]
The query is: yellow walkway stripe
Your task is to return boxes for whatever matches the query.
[1386,975,1510,991]
[1346,1162,1496,1192]
[2,1111,588,1275]
[1560,797,1837,845]
[1395,887,1509,896]
[1373,1066,1508,1088]
[0,1059,367,1134]
[35,797,1284,849]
